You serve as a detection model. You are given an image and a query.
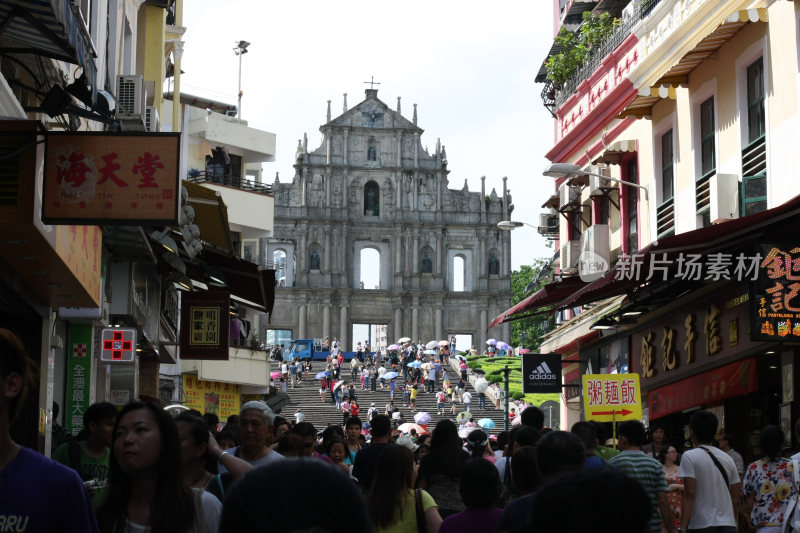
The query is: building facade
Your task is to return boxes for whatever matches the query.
[269,89,512,350]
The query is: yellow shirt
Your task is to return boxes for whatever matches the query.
[377,489,436,533]
[411,388,418,400]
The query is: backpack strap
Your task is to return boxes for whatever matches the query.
[698,446,730,486]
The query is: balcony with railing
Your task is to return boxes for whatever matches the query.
[187,169,273,195]
[540,0,664,115]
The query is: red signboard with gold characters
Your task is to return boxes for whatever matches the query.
[42,132,180,225]
[750,244,800,341]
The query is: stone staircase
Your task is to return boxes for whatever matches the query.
[271,360,509,435]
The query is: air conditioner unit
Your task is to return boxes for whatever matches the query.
[560,239,581,272]
[559,182,580,211]
[145,106,160,132]
[708,173,739,222]
[116,74,144,117]
[537,212,558,236]
[588,174,617,197]
[579,225,610,281]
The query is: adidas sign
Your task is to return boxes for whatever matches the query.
[529,361,557,381]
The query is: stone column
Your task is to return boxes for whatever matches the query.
[412,232,419,275]
[479,309,488,347]
[479,236,486,277]
[323,304,330,339]
[394,234,402,274]
[340,303,348,350]
[480,176,486,223]
[396,132,402,167]
[299,304,307,338]
[343,130,349,166]
[411,307,419,344]
[299,233,307,275]
[325,129,331,165]
[394,308,403,341]
[435,233,443,277]
[325,170,331,207]
[413,133,419,167]
[323,225,331,272]
[435,309,443,342]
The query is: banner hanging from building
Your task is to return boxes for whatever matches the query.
[751,244,800,341]
[65,324,93,435]
[183,375,241,419]
[648,357,758,419]
[43,132,180,225]
[522,353,562,393]
[179,290,230,360]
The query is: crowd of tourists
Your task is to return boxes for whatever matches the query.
[5,326,800,533]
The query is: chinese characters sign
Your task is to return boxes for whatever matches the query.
[751,245,800,341]
[183,375,241,419]
[582,373,642,422]
[179,291,230,360]
[614,252,761,282]
[65,324,92,435]
[648,358,758,419]
[43,133,180,224]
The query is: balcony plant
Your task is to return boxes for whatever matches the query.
[545,11,620,87]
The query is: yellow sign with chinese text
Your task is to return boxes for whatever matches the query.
[183,374,241,419]
[582,373,642,422]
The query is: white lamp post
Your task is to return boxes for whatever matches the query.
[233,40,250,119]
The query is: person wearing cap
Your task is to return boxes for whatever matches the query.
[367,402,379,422]
[396,435,419,453]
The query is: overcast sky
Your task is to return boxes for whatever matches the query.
[180,0,557,274]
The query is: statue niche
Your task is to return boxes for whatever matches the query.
[421,253,432,274]
[309,249,321,271]
[488,252,500,276]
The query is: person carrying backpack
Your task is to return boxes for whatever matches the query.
[53,401,118,506]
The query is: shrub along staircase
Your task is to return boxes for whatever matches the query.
[271,360,508,435]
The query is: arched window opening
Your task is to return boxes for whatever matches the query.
[421,251,433,274]
[364,181,380,216]
[367,137,377,161]
[453,255,465,292]
[359,248,381,289]
[274,250,287,286]
[309,246,321,270]
[488,251,500,275]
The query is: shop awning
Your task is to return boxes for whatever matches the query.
[488,276,587,328]
[592,139,637,165]
[183,180,234,255]
[0,1,97,95]
[191,250,276,317]
[556,193,800,309]
[619,9,766,119]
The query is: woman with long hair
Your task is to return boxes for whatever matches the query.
[742,425,796,533]
[417,419,469,518]
[96,402,221,533]
[657,445,682,533]
[174,413,252,502]
[366,444,442,532]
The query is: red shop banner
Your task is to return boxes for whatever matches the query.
[43,132,180,225]
[179,291,230,360]
[648,357,758,419]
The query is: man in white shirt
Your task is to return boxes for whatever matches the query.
[331,337,340,356]
[462,391,472,412]
[717,433,744,478]
[679,410,740,533]
[294,409,305,424]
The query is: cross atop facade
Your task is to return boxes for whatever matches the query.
[363,76,381,90]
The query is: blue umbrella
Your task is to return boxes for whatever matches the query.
[477,418,496,430]
[314,371,331,379]
[384,371,399,380]
[407,361,422,368]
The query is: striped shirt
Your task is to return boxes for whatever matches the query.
[609,450,669,533]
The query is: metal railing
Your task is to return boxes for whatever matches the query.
[187,171,273,195]
[546,0,664,110]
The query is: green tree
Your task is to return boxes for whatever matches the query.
[510,259,555,351]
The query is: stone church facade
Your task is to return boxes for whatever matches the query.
[267,89,512,350]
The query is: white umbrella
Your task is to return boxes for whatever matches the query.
[398,337,411,344]
[438,340,450,347]
[425,340,439,350]
[486,339,497,346]
[333,380,346,391]
[474,378,489,394]
[496,341,510,351]
[414,412,431,425]
[424,349,436,355]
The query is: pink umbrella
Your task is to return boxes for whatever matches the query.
[397,423,427,435]
[270,371,282,379]
[519,348,531,355]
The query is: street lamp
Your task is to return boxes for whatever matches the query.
[233,40,250,119]
[543,163,649,201]
[497,220,533,230]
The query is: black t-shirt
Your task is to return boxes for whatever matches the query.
[352,442,390,493]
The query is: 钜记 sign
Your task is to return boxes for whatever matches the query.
[750,244,800,341]
[582,373,642,422]
[43,132,180,225]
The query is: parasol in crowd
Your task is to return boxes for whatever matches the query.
[519,348,531,355]
[496,341,510,351]
[397,422,427,435]
[314,371,331,379]
[424,349,436,355]
[413,412,431,425]
[485,339,497,346]
[388,344,401,351]
[438,340,450,347]
[407,360,422,368]
[458,427,472,439]
[477,418,496,430]
[333,380,346,391]
[397,337,411,344]
[425,340,439,350]
[456,411,473,422]
[473,378,489,394]
[383,371,399,380]
[421,362,433,370]
[270,371,282,379]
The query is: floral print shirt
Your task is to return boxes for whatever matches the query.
[742,457,795,528]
